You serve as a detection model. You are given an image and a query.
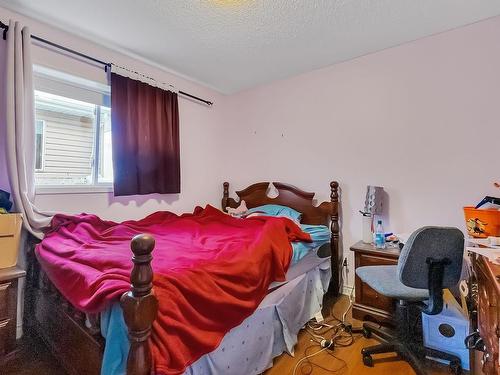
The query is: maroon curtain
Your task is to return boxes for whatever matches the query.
[111,73,180,196]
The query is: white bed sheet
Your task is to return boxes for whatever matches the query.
[183,260,331,375]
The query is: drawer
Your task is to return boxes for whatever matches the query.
[0,281,13,321]
[355,252,399,317]
[357,253,398,267]
[0,278,18,324]
[0,318,11,355]
[358,280,395,312]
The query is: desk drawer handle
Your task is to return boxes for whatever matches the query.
[0,319,10,328]
[0,282,11,291]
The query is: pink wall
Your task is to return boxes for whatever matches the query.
[1,6,500,289]
[221,16,500,288]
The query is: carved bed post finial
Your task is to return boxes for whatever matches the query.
[120,234,158,375]
[222,182,230,212]
[329,181,340,297]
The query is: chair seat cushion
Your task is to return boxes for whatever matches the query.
[356,265,429,301]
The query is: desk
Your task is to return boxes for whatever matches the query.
[472,254,500,375]
[350,241,400,324]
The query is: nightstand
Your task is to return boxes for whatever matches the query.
[0,267,25,358]
[350,241,400,325]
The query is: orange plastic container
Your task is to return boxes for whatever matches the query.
[463,206,500,238]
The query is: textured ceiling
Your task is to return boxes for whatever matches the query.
[1,0,500,93]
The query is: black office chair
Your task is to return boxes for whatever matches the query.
[356,227,465,375]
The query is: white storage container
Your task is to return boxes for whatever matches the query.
[422,291,470,370]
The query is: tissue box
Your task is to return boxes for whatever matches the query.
[422,291,470,370]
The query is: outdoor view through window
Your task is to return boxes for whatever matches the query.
[34,90,113,187]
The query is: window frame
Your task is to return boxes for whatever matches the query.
[34,119,46,172]
[35,184,114,195]
[90,104,114,187]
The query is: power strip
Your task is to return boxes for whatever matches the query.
[320,339,334,349]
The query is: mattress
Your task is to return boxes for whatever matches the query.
[269,242,331,289]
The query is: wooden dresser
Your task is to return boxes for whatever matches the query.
[0,267,25,358]
[350,241,400,324]
[472,254,500,375]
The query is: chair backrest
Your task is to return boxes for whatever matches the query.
[397,226,464,289]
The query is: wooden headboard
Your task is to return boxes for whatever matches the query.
[221,181,341,297]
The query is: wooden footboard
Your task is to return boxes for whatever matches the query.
[121,234,159,375]
[27,233,159,375]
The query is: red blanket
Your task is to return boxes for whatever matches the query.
[36,205,311,375]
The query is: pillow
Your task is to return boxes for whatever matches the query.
[246,204,302,222]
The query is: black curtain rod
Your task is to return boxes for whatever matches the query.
[0,21,214,106]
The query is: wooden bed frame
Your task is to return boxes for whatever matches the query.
[25,181,341,375]
[222,181,341,296]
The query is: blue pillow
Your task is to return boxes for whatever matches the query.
[247,204,302,221]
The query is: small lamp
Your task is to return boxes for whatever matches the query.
[361,186,384,243]
[364,185,384,216]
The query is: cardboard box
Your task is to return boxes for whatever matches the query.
[0,214,23,268]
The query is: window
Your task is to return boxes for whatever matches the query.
[33,66,113,191]
[97,106,113,184]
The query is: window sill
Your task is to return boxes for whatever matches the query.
[35,185,114,195]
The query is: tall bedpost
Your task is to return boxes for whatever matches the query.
[222,182,230,212]
[329,181,340,297]
[120,234,159,375]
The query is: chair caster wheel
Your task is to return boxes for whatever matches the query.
[449,361,462,375]
[363,354,374,367]
[362,327,371,339]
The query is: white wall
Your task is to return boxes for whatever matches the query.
[220,16,500,288]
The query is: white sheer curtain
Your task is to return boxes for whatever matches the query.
[5,21,52,238]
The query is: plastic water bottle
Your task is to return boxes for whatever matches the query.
[374,220,385,249]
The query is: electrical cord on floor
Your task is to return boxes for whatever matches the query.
[291,344,331,375]
[291,343,348,375]
[307,316,360,348]
[340,283,355,323]
[290,261,360,374]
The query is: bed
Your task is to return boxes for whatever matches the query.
[25,181,341,375]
